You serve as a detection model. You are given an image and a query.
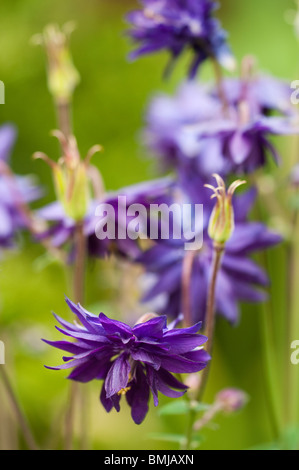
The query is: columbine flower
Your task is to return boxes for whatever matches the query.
[0,124,41,249]
[143,75,298,177]
[127,0,234,78]
[137,182,282,325]
[44,298,210,424]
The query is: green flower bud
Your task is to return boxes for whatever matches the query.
[205,174,246,246]
[32,23,80,104]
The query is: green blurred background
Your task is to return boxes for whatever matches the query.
[0,0,298,450]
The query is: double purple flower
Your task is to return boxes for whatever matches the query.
[137,182,282,325]
[127,0,234,77]
[45,298,210,424]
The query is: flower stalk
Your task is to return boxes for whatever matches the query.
[0,367,38,450]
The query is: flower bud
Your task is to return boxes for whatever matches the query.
[215,387,248,413]
[205,174,246,246]
[32,23,80,104]
[34,132,102,222]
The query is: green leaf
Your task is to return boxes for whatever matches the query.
[148,433,187,444]
[158,400,189,416]
[158,400,211,416]
[190,402,211,412]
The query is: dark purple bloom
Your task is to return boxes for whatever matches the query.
[144,76,298,177]
[44,298,210,424]
[137,183,282,325]
[127,0,234,78]
[0,124,41,249]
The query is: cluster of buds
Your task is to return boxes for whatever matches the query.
[205,174,246,247]
[32,23,80,105]
[34,131,103,222]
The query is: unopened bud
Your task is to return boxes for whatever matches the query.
[34,132,102,222]
[215,388,248,413]
[205,174,246,246]
[32,23,80,104]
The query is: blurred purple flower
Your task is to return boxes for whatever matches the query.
[44,298,210,424]
[137,184,282,325]
[144,76,298,177]
[127,0,234,77]
[0,124,41,249]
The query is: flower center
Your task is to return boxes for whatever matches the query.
[117,386,132,396]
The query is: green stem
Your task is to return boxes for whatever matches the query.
[286,199,299,426]
[196,243,224,403]
[184,243,224,449]
[182,250,197,328]
[254,196,283,439]
[56,100,73,140]
[0,367,38,450]
[65,221,87,450]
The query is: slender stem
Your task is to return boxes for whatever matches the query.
[64,221,87,450]
[259,292,281,440]
[212,59,229,116]
[0,367,38,450]
[286,195,299,426]
[196,243,224,403]
[184,243,224,450]
[56,101,72,140]
[182,250,197,328]
[64,380,79,451]
[73,221,87,305]
[249,188,283,439]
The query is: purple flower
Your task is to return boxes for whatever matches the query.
[0,124,41,249]
[44,298,210,424]
[36,177,172,261]
[144,76,298,177]
[137,184,282,325]
[127,0,234,78]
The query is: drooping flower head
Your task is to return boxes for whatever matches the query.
[0,124,41,250]
[127,0,234,78]
[44,298,210,424]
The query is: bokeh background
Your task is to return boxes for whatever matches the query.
[0,0,298,450]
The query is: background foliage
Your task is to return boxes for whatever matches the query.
[0,0,297,450]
